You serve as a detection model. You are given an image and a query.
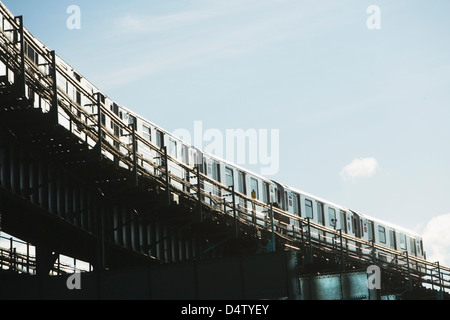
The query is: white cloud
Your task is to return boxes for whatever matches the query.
[422,213,450,267]
[118,13,146,32]
[340,157,379,182]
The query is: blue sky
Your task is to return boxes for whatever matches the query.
[2,0,450,265]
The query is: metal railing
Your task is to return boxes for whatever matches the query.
[0,234,91,275]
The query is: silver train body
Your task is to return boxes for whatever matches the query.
[64,69,426,261]
[3,6,425,264]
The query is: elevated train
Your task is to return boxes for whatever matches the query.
[0,4,425,266]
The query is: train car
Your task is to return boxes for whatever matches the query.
[369,215,425,260]
[281,184,425,261]
[55,58,427,262]
[280,185,348,245]
[214,155,279,228]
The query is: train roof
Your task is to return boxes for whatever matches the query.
[283,184,348,212]
[357,211,421,238]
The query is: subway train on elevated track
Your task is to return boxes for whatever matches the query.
[1,4,425,265]
[54,59,425,263]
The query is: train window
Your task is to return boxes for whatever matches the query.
[225,167,234,187]
[56,72,66,92]
[292,193,299,214]
[74,72,81,82]
[66,80,72,95]
[75,90,81,105]
[193,151,199,169]
[317,202,324,225]
[97,93,105,104]
[284,191,288,208]
[417,240,423,256]
[181,145,189,165]
[339,211,347,233]
[238,171,246,194]
[328,208,336,228]
[410,238,416,255]
[389,230,396,249]
[25,42,39,65]
[156,130,164,148]
[128,115,137,130]
[250,177,259,199]
[142,124,151,141]
[305,199,313,219]
[262,182,269,204]
[399,233,406,250]
[211,161,219,181]
[367,221,374,241]
[168,139,177,157]
[112,102,119,116]
[378,226,386,243]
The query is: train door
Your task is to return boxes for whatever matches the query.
[224,167,234,187]
[327,206,337,245]
[367,220,374,242]
[338,210,348,250]
[345,212,356,254]
[328,207,337,229]
[409,237,417,256]
[271,182,284,210]
[250,177,259,200]
[317,202,325,226]
[416,238,423,258]
[262,182,270,205]
[339,210,347,233]
[352,212,362,255]
[398,232,407,251]
[301,197,320,243]
[304,198,314,220]
[389,229,397,250]
[249,177,259,224]
[346,212,353,236]
[353,213,364,254]
[269,184,276,204]
[291,192,300,232]
[317,202,325,242]
[353,214,361,238]
[156,130,164,149]
[237,170,246,213]
[285,191,292,213]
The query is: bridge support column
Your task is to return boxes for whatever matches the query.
[93,203,105,272]
[35,244,58,276]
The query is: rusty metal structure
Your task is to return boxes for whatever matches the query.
[0,2,448,299]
